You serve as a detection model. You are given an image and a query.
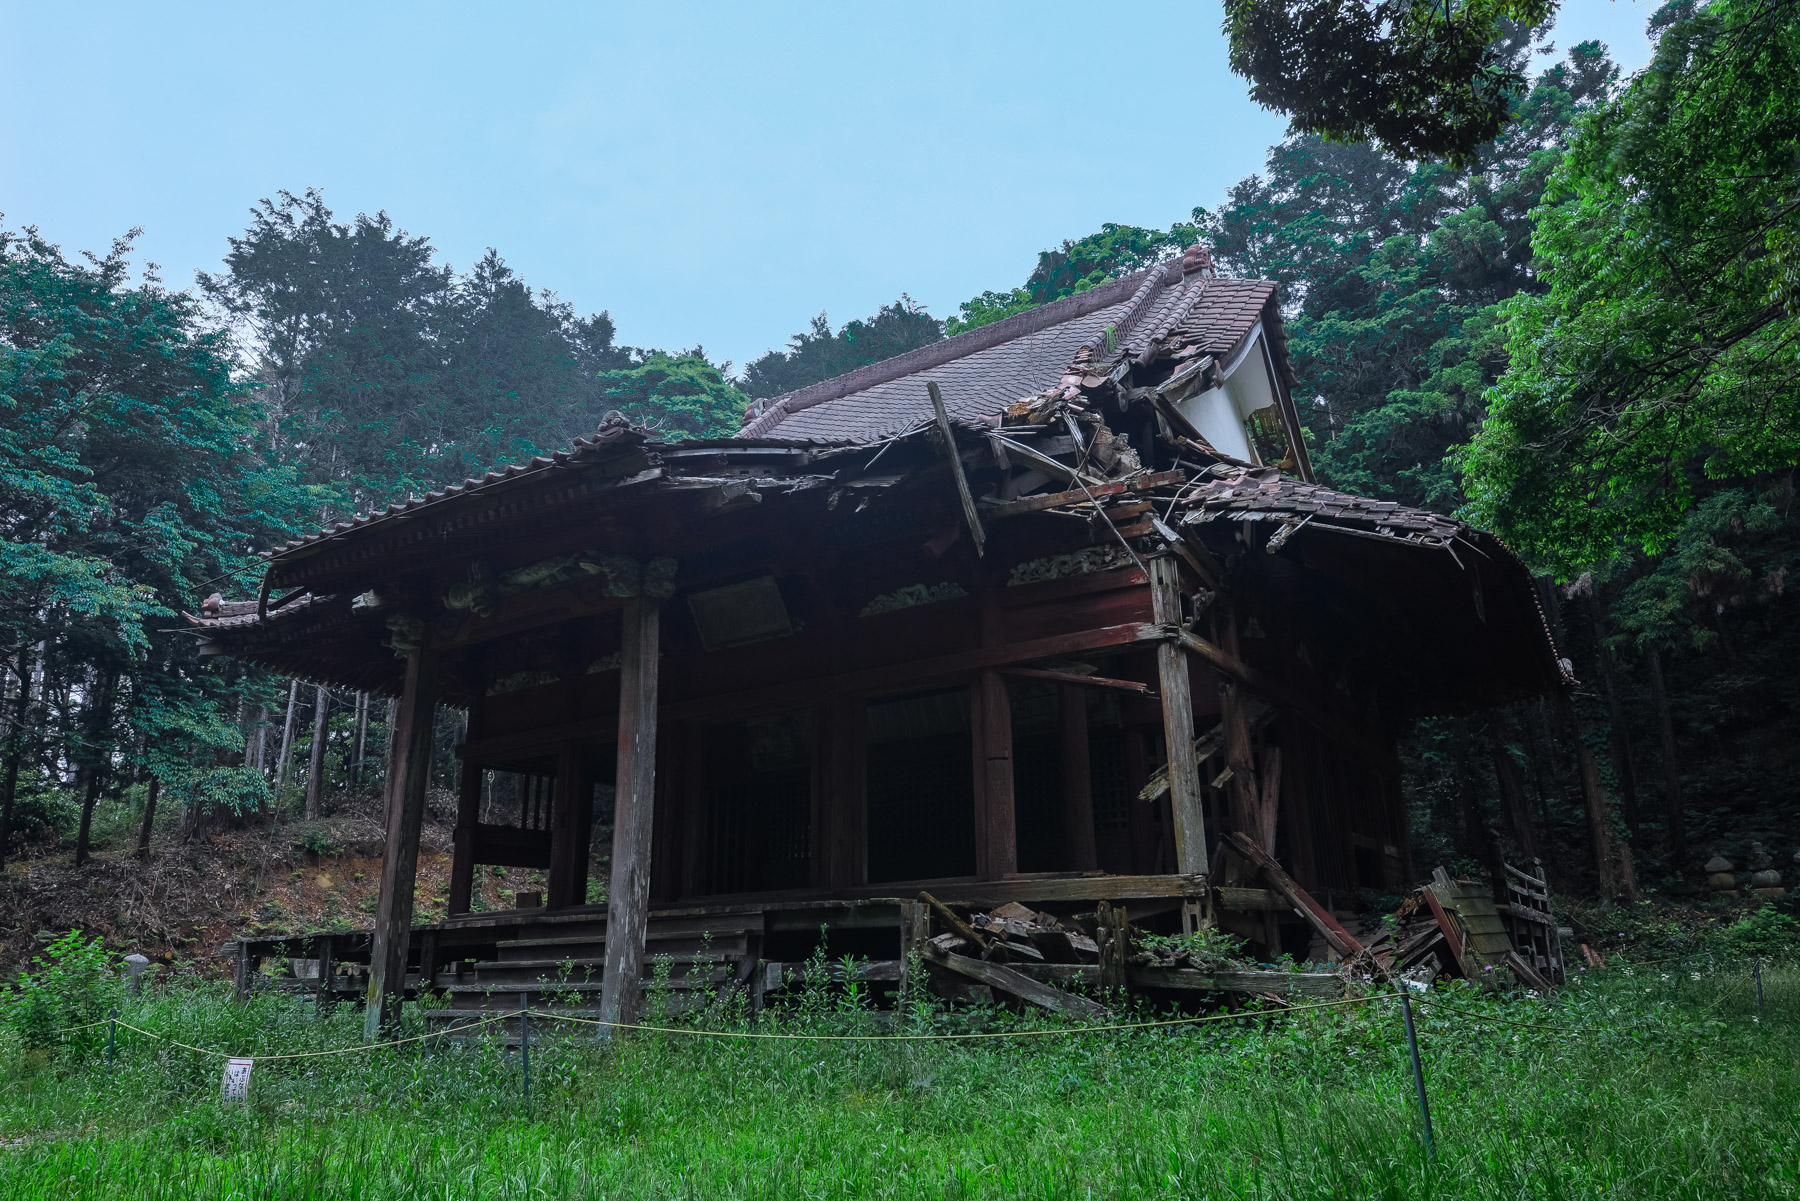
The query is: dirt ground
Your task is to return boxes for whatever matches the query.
[0,790,517,977]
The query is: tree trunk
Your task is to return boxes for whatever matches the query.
[243,703,262,769]
[275,679,299,791]
[1490,722,1539,860]
[1585,597,1641,835]
[352,691,369,790]
[1644,644,1686,860]
[136,774,160,859]
[0,644,36,871]
[305,684,329,820]
[73,672,118,866]
[1555,689,1637,903]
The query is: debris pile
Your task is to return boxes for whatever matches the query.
[1360,864,1563,992]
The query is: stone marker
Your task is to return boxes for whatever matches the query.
[1752,869,1782,888]
[1704,855,1735,874]
[123,953,150,993]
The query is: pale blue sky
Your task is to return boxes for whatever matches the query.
[0,1,1657,371]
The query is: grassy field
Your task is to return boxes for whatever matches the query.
[0,958,1795,1200]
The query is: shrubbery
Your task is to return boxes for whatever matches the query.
[3,930,124,1052]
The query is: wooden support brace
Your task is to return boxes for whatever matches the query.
[1226,831,1366,961]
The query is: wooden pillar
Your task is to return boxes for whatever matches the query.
[546,740,586,908]
[1059,685,1097,871]
[362,647,440,1038]
[973,669,1016,879]
[1149,555,1206,875]
[599,596,661,1028]
[448,758,481,915]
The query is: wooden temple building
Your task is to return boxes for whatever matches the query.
[193,246,1565,1032]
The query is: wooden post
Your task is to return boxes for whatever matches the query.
[363,647,440,1038]
[898,900,930,1001]
[233,942,257,1002]
[973,669,1016,879]
[599,596,661,1029]
[547,741,585,908]
[1059,685,1097,871]
[448,759,481,915]
[313,934,335,1012]
[1149,556,1207,874]
[305,684,329,820]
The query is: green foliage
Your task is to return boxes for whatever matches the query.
[199,190,640,515]
[1200,37,1615,513]
[3,931,124,1052]
[743,297,943,399]
[947,223,1198,334]
[1610,486,1793,651]
[1724,905,1800,956]
[1464,0,1800,570]
[595,351,749,438]
[1135,925,1251,971]
[1223,0,1558,165]
[0,963,1794,1198]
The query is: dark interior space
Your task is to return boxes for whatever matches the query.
[866,687,976,882]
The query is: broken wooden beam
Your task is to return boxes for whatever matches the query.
[1127,966,1345,998]
[998,665,1152,695]
[1226,831,1367,961]
[984,470,1186,521]
[927,381,985,558]
[917,891,989,952]
[922,943,1110,1018]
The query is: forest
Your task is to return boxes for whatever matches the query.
[1,0,1796,910]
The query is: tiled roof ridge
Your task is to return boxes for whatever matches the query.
[739,270,1157,439]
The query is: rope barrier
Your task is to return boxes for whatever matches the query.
[522,991,1407,1042]
[41,952,1783,1060]
[101,1012,511,1061]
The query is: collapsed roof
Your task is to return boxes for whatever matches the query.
[188,251,1565,717]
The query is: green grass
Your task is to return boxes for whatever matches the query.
[2,961,1796,1199]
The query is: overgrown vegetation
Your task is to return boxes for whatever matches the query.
[0,951,1793,1200]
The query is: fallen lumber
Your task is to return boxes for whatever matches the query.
[1215,886,1291,913]
[922,944,1110,1018]
[1126,966,1345,998]
[1227,831,1366,960]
